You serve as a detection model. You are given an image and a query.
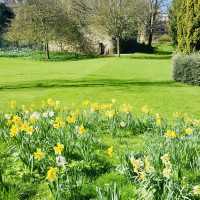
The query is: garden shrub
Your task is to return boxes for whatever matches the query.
[173,53,200,85]
[158,34,172,43]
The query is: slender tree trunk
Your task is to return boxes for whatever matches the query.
[116,37,120,57]
[148,0,158,47]
[45,41,50,60]
[148,31,153,47]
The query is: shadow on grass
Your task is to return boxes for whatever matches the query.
[0,79,183,90]
[129,55,172,60]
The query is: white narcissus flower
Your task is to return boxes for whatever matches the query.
[120,121,126,128]
[56,155,66,167]
[5,114,11,120]
[42,112,48,118]
[193,185,200,196]
[48,111,55,117]
[31,112,40,120]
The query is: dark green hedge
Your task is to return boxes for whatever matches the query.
[172,54,200,85]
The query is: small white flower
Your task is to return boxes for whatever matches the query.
[42,112,48,118]
[56,155,66,167]
[48,111,55,117]
[120,121,126,128]
[5,114,11,120]
[35,126,39,132]
[31,112,40,120]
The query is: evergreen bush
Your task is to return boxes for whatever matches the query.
[173,54,200,85]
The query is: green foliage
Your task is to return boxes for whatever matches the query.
[0,3,14,37]
[158,34,172,44]
[172,53,200,85]
[172,0,200,53]
[169,0,182,45]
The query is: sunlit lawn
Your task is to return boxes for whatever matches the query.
[0,51,200,117]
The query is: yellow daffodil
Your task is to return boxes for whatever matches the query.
[163,167,172,178]
[47,167,58,182]
[138,171,146,181]
[161,154,172,179]
[164,130,177,138]
[107,146,113,158]
[20,122,33,135]
[54,143,64,155]
[53,117,64,129]
[10,125,19,137]
[66,115,76,124]
[193,185,200,196]
[185,128,193,135]
[161,154,170,163]
[33,149,45,161]
[26,126,33,135]
[12,115,22,125]
[78,124,86,135]
[131,158,142,173]
[144,156,154,173]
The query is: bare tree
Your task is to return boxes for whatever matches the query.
[86,0,137,57]
[135,0,166,46]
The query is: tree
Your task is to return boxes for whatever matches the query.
[177,0,200,53]
[170,0,200,53]
[169,0,181,45]
[0,3,14,43]
[89,0,137,57]
[7,0,84,59]
[135,0,166,47]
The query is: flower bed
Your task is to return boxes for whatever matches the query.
[0,99,200,199]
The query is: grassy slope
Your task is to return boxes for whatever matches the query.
[0,53,200,117]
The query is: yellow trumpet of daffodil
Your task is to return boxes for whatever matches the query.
[54,143,64,155]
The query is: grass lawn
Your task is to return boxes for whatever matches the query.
[1,46,200,199]
[0,49,200,117]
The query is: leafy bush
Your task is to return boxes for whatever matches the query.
[158,34,172,43]
[172,54,200,85]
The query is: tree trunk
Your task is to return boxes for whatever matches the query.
[45,41,50,60]
[148,31,153,47]
[116,37,120,57]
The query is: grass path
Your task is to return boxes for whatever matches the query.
[0,54,200,117]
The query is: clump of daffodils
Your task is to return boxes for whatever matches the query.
[161,154,172,179]
[130,156,154,181]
